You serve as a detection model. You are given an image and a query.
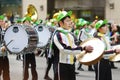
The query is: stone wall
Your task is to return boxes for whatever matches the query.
[105,0,120,24]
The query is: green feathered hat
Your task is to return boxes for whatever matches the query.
[0,15,5,20]
[76,18,88,27]
[57,11,72,22]
[34,19,42,25]
[16,18,22,23]
[22,16,32,22]
[95,20,108,29]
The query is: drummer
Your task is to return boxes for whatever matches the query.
[22,16,38,80]
[51,10,93,80]
[107,23,119,69]
[74,18,95,71]
[94,20,120,80]
[0,15,10,80]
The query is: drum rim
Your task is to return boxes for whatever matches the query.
[80,38,100,45]
[78,38,105,65]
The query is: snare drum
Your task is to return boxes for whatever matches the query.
[34,24,51,48]
[4,24,38,54]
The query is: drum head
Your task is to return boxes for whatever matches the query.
[4,25,28,53]
[77,38,105,65]
[34,24,51,48]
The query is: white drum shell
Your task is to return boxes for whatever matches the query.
[34,24,51,48]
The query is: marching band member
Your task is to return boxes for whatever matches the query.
[43,12,60,80]
[94,20,120,80]
[44,18,58,80]
[51,11,93,80]
[107,23,119,69]
[22,16,38,80]
[0,15,10,80]
[74,18,95,71]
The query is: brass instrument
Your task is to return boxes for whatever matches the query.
[25,4,38,22]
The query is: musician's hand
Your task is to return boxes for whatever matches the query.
[115,49,120,54]
[1,46,6,53]
[84,45,93,53]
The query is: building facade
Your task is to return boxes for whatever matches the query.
[105,0,120,24]
[0,0,47,21]
[54,0,105,21]
[0,0,22,19]
[0,0,120,24]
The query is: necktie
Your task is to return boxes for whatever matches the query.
[67,34,74,64]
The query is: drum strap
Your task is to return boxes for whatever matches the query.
[48,29,57,58]
[66,34,74,64]
[48,29,67,57]
[0,28,7,56]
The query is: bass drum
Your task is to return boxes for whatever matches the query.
[76,38,105,65]
[4,24,38,54]
[34,24,51,48]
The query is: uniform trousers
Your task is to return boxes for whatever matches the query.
[94,58,112,80]
[23,53,38,80]
[58,63,76,80]
[0,56,10,80]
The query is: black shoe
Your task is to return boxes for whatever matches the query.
[77,68,84,71]
[111,66,118,69]
[44,76,52,80]
[75,72,79,74]
[88,68,94,71]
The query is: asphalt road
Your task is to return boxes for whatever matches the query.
[1,54,119,80]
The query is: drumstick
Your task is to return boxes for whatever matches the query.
[1,40,14,53]
[6,39,14,46]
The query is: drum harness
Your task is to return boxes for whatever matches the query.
[0,27,9,57]
[48,29,57,58]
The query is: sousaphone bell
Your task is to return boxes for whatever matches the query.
[24,4,38,22]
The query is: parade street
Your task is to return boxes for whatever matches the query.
[4,54,119,80]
